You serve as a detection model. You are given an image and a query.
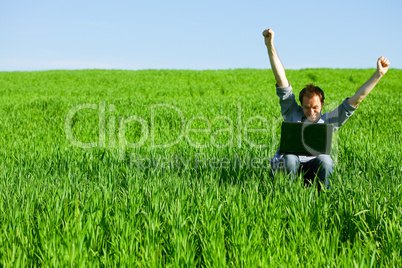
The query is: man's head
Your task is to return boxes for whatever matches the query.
[299,84,325,122]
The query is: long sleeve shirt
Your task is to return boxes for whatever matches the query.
[271,84,358,166]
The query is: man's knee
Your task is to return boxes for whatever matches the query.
[282,154,300,174]
[316,154,333,164]
[304,155,333,191]
[315,154,333,171]
[311,155,333,186]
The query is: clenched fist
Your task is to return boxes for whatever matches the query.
[262,28,274,47]
[377,56,390,76]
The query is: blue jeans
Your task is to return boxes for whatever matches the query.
[281,154,333,191]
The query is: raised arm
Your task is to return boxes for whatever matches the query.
[262,28,289,88]
[348,56,390,108]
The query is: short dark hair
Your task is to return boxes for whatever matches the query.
[299,84,325,105]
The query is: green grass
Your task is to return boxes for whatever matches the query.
[0,68,401,266]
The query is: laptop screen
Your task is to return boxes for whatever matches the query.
[279,122,334,156]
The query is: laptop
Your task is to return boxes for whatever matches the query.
[279,122,334,156]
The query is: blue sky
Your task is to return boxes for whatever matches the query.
[0,0,401,71]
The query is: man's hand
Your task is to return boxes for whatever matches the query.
[262,28,274,47]
[377,56,390,76]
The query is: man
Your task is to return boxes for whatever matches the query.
[263,28,390,190]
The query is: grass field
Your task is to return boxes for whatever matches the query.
[0,68,401,266]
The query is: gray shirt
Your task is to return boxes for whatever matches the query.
[271,84,358,165]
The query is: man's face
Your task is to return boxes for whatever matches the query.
[302,94,324,122]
